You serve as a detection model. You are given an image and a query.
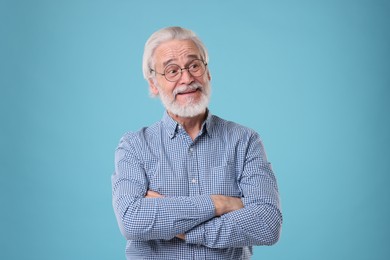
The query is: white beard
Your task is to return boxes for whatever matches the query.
[157,82,211,118]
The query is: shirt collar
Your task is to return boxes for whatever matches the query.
[161,109,215,139]
[162,111,179,139]
[203,109,214,138]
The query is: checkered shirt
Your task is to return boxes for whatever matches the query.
[112,111,282,259]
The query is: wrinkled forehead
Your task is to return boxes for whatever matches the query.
[153,39,202,68]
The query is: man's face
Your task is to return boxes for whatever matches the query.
[149,39,211,118]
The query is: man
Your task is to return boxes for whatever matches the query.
[112,26,282,259]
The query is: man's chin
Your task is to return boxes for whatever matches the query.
[167,104,207,118]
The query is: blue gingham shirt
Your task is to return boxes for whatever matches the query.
[112,111,282,259]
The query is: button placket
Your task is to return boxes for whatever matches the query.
[187,144,200,196]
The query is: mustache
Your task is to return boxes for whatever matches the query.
[173,83,203,97]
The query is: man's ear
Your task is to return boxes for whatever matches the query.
[148,78,159,96]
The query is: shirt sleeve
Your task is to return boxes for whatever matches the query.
[185,133,283,248]
[112,133,215,241]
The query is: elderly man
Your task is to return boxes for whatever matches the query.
[112,26,282,259]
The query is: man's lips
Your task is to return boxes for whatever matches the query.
[173,83,203,98]
[177,89,198,95]
[175,89,200,98]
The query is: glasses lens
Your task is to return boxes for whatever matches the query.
[164,64,181,81]
[163,60,206,81]
[188,60,205,76]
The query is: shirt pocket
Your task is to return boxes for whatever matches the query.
[207,164,241,197]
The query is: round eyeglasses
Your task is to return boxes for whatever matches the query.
[150,59,207,82]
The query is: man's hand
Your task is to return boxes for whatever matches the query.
[210,195,244,216]
[145,190,164,198]
[175,233,185,240]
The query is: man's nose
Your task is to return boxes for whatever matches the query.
[178,68,194,84]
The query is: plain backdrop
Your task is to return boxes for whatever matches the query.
[1,0,389,259]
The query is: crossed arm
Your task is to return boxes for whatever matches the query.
[145,190,244,240]
[146,190,244,217]
[112,134,282,248]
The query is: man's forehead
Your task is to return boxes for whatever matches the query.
[154,39,201,66]
[162,54,200,67]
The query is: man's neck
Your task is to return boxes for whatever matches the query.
[168,110,207,140]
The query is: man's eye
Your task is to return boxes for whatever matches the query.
[189,62,201,71]
[165,66,179,75]
[189,64,198,69]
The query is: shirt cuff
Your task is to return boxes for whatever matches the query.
[184,195,215,245]
[185,222,205,245]
[191,195,215,222]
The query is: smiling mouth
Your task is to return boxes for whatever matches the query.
[179,89,197,94]
[176,89,199,96]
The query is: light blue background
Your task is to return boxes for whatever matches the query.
[1,0,389,259]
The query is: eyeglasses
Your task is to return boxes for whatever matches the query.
[150,59,207,82]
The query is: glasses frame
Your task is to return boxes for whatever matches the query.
[150,59,208,82]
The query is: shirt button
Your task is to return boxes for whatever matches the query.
[191,179,197,184]
[189,147,194,152]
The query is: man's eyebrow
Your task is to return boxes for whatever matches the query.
[162,54,201,67]
[186,54,200,61]
[162,59,175,67]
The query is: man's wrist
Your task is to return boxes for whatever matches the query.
[176,233,185,240]
[211,195,243,216]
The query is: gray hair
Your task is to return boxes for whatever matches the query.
[142,26,209,80]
